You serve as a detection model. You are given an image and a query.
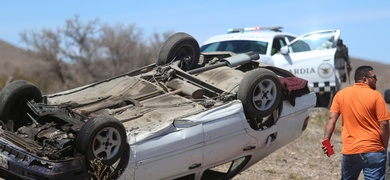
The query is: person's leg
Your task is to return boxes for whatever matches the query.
[362,150,386,180]
[337,68,346,82]
[342,154,363,180]
[335,57,347,82]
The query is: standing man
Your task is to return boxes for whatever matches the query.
[323,66,390,180]
[335,39,352,83]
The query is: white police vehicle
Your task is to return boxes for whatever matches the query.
[201,26,344,107]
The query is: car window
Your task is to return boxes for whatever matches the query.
[290,40,311,53]
[201,40,268,54]
[286,36,295,43]
[271,37,286,55]
[288,31,337,53]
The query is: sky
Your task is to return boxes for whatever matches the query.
[1,0,390,64]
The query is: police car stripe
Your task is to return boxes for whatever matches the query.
[310,82,336,93]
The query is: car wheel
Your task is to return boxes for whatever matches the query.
[157,32,200,71]
[316,91,334,108]
[238,69,282,118]
[0,80,42,131]
[385,89,390,103]
[76,115,127,166]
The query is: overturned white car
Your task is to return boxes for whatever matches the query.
[0,32,316,180]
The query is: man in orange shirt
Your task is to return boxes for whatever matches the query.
[323,65,390,180]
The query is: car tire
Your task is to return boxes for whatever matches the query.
[110,143,130,178]
[238,69,282,118]
[316,92,334,108]
[0,80,42,131]
[157,32,200,71]
[76,115,127,166]
[385,89,390,103]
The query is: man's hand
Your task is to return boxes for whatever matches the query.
[322,139,334,157]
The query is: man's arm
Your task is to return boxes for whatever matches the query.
[379,120,389,149]
[324,112,340,140]
[322,112,340,156]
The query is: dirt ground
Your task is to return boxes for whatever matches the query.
[233,107,365,180]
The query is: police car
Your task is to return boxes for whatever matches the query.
[200,26,344,107]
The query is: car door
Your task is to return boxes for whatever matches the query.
[272,29,341,93]
[202,112,257,165]
[200,102,257,179]
[133,124,204,180]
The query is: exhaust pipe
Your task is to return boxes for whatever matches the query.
[187,51,259,74]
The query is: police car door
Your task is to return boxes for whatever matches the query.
[272,29,341,94]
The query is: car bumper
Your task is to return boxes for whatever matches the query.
[0,141,88,180]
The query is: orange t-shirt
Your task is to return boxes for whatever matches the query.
[330,83,390,154]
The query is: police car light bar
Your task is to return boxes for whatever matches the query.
[226,26,283,33]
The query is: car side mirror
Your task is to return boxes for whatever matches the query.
[280,46,289,55]
[384,89,390,104]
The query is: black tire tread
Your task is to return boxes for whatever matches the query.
[0,80,42,131]
[157,32,200,70]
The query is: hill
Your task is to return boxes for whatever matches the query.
[0,40,43,75]
[0,39,47,88]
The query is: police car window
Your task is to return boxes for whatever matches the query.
[271,38,284,55]
[201,40,268,54]
[286,36,295,43]
[289,31,337,53]
[290,40,311,53]
[200,43,219,52]
[278,39,287,47]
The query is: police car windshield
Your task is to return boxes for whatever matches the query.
[201,40,268,54]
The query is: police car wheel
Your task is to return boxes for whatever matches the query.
[316,92,333,108]
[0,80,42,131]
[385,90,390,104]
[157,32,200,71]
[76,115,127,166]
[238,68,282,118]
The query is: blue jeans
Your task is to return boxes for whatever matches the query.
[341,150,387,180]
